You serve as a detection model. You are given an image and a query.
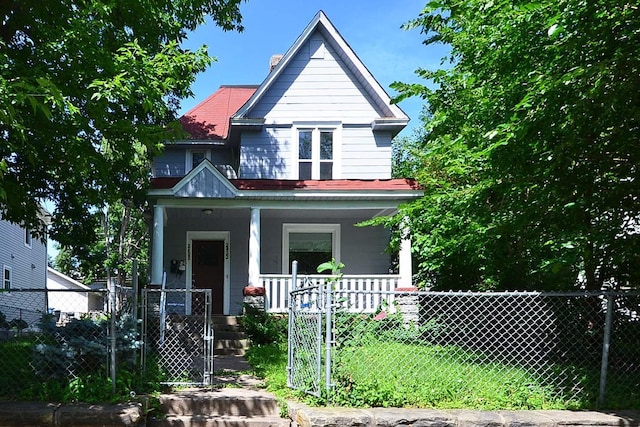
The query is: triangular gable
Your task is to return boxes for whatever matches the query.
[232,10,408,123]
[172,160,238,199]
[47,267,90,290]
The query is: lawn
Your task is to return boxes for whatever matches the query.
[245,335,639,410]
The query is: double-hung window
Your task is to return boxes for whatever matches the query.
[3,266,11,291]
[295,124,340,179]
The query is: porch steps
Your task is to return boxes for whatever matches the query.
[212,315,250,356]
[149,387,289,427]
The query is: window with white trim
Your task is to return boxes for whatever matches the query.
[295,125,339,179]
[3,266,11,291]
[186,149,211,171]
[24,228,32,248]
[282,224,340,274]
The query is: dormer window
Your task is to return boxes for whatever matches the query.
[295,124,341,180]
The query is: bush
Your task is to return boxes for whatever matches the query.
[241,304,288,345]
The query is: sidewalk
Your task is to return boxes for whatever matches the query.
[288,403,640,427]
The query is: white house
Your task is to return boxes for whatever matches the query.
[148,11,423,314]
[0,214,49,327]
[47,267,104,321]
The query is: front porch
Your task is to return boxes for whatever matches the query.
[148,162,421,315]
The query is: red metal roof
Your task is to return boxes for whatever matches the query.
[231,179,421,191]
[179,86,258,140]
[150,177,420,191]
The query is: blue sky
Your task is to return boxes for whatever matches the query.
[179,0,448,137]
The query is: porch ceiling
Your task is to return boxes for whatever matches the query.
[164,207,393,221]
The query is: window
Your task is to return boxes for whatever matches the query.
[295,125,339,179]
[24,228,32,248]
[282,224,340,274]
[186,149,211,171]
[3,266,11,291]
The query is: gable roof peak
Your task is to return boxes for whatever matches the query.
[233,10,408,128]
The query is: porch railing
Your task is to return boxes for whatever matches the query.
[259,274,401,313]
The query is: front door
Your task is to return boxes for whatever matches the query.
[192,240,225,314]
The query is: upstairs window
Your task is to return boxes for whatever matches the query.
[186,149,211,171]
[296,125,340,179]
[25,228,32,248]
[3,266,11,291]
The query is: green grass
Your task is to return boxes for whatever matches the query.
[331,340,581,409]
[244,335,640,410]
[245,342,297,399]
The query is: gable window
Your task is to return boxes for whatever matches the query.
[295,124,340,179]
[25,228,32,248]
[3,266,11,291]
[282,224,340,274]
[186,149,211,171]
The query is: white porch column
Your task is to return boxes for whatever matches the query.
[398,220,413,288]
[248,207,261,287]
[151,205,164,285]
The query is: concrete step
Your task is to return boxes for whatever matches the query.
[215,339,250,350]
[156,388,281,418]
[149,414,289,427]
[211,315,241,326]
[215,330,247,340]
[215,347,247,356]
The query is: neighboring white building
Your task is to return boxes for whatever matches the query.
[47,267,104,320]
[0,214,48,327]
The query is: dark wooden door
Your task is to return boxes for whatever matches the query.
[192,240,224,314]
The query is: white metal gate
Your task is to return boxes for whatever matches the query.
[141,288,214,385]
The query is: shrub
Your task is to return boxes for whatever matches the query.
[241,304,288,345]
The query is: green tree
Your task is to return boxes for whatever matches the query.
[393,0,640,290]
[0,0,244,246]
[54,200,148,286]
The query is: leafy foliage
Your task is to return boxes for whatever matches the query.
[391,0,640,290]
[54,200,149,286]
[0,0,244,245]
[241,304,288,346]
[0,311,155,403]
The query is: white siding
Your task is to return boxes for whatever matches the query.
[341,127,393,179]
[250,31,383,123]
[0,219,47,290]
[153,148,186,177]
[174,167,236,198]
[240,31,394,179]
[259,211,392,275]
[239,127,292,179]
[0,217,48,326]
[153,147,235,178]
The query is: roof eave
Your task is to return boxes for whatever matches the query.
[371,118,410,137]
[229,117,265,131]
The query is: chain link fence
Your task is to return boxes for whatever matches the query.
[0,285,215,400]
[0,287,139,401]
[288,285,640,410]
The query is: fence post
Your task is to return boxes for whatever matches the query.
[324,279,332,398]
[598,292,614,408]
[287,261,297,388]
[109,278,117,394]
